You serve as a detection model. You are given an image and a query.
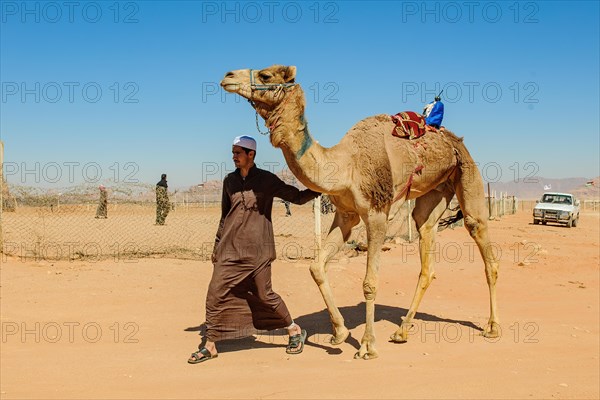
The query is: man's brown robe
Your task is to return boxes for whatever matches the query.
[205,165,319,341]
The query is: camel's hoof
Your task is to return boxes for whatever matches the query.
[389,331,408,343]
[329,328,350,345]
[353,349,378,360]
[482,322,500,338]
[390,324,411,343]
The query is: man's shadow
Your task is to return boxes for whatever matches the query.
[184,303,483,356]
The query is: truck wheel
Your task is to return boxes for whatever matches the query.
[566,218,572,228]
[572,217,578,227]
[542,221,547,225]
[533,219,538,224]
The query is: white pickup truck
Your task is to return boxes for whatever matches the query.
[533,192,580,228]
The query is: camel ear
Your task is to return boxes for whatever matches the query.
[284,66,296,83]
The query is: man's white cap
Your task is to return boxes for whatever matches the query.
[232,135,256,151]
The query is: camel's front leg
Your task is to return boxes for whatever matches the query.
[355,211,387,360]
[310,210,359,345]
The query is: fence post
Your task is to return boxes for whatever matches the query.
[498,192,502,217]
[498,192,501,217]
[494,191,498,218]
[0,140,3,253]
[487,182,492,219]
[407,200,413,243]
[314,196,322,258]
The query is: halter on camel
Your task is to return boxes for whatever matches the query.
[247,69,297,135]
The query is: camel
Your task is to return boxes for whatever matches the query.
[220,65,500,359]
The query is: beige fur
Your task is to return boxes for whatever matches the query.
[221,65,500,359]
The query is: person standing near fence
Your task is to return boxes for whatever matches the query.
[188,135,320,364]
[95,185,108,219]
[282,199,292,216]
[155,173,170,225]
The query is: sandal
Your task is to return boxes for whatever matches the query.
[286,329,307,355]
[188,346,218,364]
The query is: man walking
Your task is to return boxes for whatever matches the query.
[188,135,320,364]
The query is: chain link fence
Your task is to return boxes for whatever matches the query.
[1,141,527,262]
[516,199,600,212]
[0,183,420,263]
[0,184,313,262]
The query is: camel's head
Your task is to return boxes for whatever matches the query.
[220,65,297,118]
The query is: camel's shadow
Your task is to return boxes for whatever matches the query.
[184,304,482,355]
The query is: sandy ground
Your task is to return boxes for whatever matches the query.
[1,210,598,399]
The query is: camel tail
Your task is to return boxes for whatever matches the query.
[437,208,464,231]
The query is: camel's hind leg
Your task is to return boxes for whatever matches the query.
[355,210,388,360]
[390,186,454,343]
[454,172,500,338]
[310,209,360,345]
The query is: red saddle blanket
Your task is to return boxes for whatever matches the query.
[390,111,426,139]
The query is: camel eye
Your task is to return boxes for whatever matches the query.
[259,72,272,81]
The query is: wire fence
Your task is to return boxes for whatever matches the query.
[0,181,418,263]
[0,196,316,262]
[516,199,600,212]
[0,188,510,263]
[0,141,534,262]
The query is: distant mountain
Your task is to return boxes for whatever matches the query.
[571,177,600,200]
[486,177,599,199]
[6,179,155,205]
[186,175,598,200]
[6,174,599,204]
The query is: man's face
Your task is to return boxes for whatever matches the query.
[232,145,254,169]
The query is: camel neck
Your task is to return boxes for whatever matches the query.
[266,87,346,193]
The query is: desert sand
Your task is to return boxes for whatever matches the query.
[1,210,598,399]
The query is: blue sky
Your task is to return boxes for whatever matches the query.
[1,0,599,188]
